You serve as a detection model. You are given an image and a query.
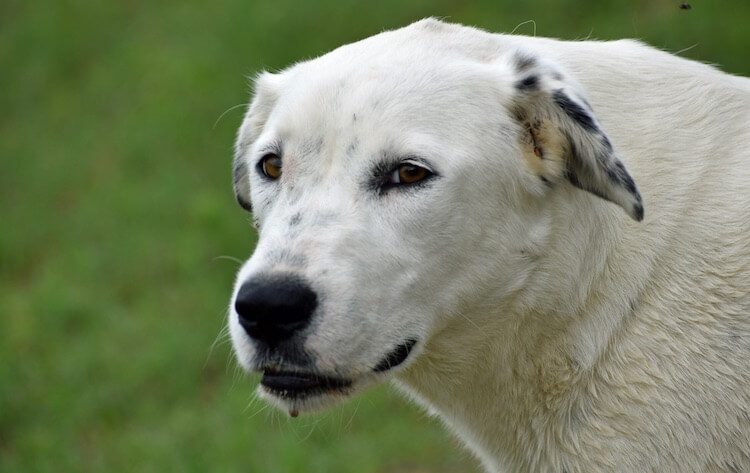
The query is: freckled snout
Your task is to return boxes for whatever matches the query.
[234,274,317,347]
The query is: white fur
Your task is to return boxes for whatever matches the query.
[229,19,750,472]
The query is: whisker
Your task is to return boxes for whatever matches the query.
[203,315,231,371]
[213,103,247,129]
[510,19,537,36]
[212,255,244,266]
[674,43,699,56]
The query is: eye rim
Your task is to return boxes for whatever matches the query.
[379,158,437,193]
[257,153,282,180]
[390,162,432,185]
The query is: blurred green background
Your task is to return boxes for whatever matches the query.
[1,1,748,471]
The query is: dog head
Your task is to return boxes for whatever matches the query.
[228,19,642,415]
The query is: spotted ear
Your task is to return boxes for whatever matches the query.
[233,71,284,213]
[509,52,644,221]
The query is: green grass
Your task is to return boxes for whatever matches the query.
[1,1,748,471]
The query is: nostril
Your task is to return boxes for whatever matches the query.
[234,275,318,344]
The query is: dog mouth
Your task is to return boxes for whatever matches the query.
[261,369,352,399]
[259,338,418,404]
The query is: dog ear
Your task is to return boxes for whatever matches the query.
[233,71,284,213]
[509,52,644,221]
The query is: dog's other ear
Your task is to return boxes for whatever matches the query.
[508,52,644,221]
[233,71,284,213]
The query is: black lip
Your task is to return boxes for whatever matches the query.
[373,338,418,372]
[261,370,351,398]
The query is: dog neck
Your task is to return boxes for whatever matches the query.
[396,191,649,471]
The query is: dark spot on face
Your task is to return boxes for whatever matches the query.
[515,75,539,91]
[552,72,563,81]
[347,137,359,156]
[513,52,537,72]
[300,137,324,157]
[553,90,598,131]
[352,113,357,123]
[540,175,553,187]
[266,249,307,267]
[289,212,302,227]
[286,187,301,206]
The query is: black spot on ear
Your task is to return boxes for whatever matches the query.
[633,203,644,221]
[605,168,622,185]
[602,135,613,152]
[236,194,253,212]
[515,75,539,91]
[553,90,598,131]
[623,175,637,195]
[513,52,537,72]
[565,165,609,203]
[609,159,638,195]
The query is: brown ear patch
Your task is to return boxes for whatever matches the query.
[519,119,568,186]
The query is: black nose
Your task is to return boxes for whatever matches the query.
[234,275,318,346]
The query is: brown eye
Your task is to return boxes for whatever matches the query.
[260,154,282,180]
[388,162,433,186]
[398,164,429,183]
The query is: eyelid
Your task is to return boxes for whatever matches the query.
[255,140,282,161]
[398,157,436,174]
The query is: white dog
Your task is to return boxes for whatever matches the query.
[228,18,750,472]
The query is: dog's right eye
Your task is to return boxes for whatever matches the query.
[258,154,282,180]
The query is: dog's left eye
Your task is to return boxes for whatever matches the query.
[387,162,433,186]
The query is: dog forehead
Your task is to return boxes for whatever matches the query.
[272,22,509,120]
[245,20,520,180]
